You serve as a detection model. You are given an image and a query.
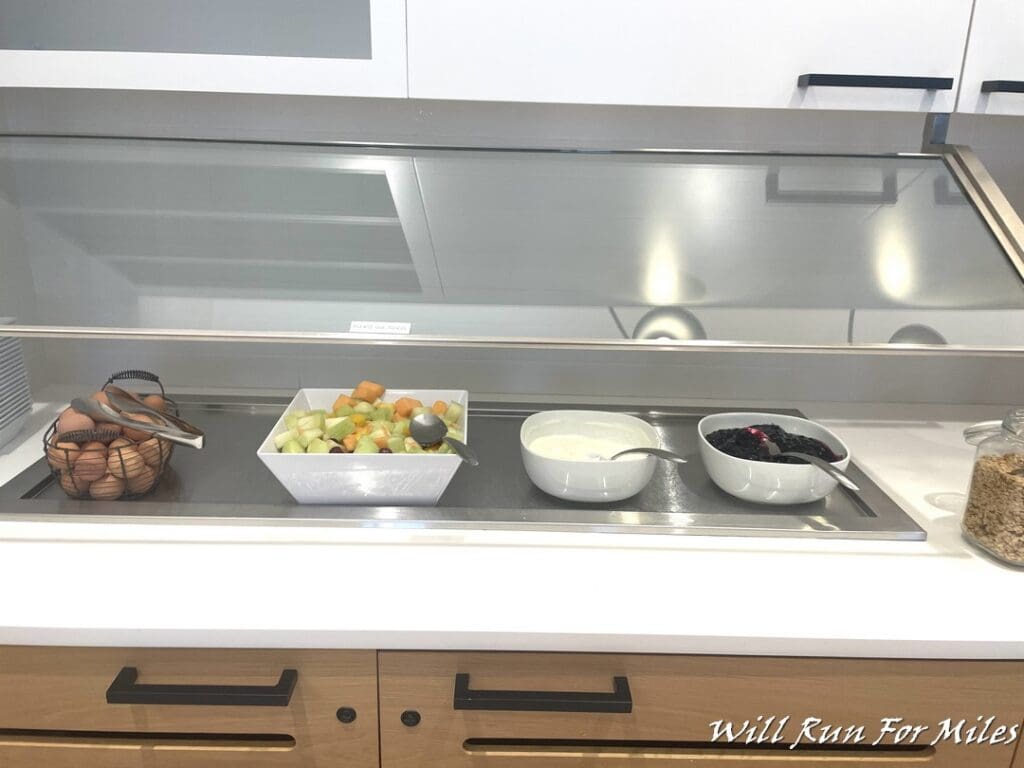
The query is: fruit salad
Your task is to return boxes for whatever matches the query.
[273,380,465,455]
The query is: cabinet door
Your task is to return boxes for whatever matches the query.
[408,0,971,112]
[0,0,406,97]
[380,652,1024,768]
[958,0,1024,115]
[0,646,378,768]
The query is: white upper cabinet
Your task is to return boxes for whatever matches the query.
[407,0,973,112]
[958,0,1024,115]
[0,0,407,97]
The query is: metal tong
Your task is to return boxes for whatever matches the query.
[71,396,205,450]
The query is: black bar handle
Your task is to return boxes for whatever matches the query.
[453,673,632,713]
[106,667,298,706]
[981,80,1024,94]
[798,73,953,90]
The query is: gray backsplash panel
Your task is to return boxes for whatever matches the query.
[0,0,372,59]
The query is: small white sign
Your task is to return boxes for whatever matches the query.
[349,320,412,335]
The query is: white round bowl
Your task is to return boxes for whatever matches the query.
[697,412,851,505]
[520,410,658,502]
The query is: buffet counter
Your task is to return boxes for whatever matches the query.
[0,399,1017,658]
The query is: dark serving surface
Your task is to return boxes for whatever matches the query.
[0,398,925,540]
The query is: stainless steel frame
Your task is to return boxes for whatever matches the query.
[1,133,1023,356]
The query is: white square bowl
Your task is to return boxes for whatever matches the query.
[257,388,469,505]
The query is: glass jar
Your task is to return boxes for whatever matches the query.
[962,408,1024,566]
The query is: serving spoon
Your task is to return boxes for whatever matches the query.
[608,447,687,464]
[745,427,859,491]
[410,412,479,466]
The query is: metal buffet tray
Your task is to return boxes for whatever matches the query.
[0,398,925,540]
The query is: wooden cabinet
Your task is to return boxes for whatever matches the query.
[407,0,972,112]
[379,651,1024,767]
[0,646,378,768]
[0,0,407,97]
[958,0,1024,115]
[3,646,1023,766]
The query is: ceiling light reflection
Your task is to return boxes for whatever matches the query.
[875,230,916,302]
[643,235,683,305]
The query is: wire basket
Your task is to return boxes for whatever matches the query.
[44,370,178,500]
[102,369,180,465]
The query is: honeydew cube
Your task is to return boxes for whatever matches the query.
[297,429,324,448]
[445,402,464,425]
[325,417,356,440]
[370,407,392,422]
[306,438,331,454]
[394,419,410,437]
[353,401,374,416]
[411,406,431,418]
[437,442,453,454]
[331,417,360,436]
[354,436,379,454]
[333,404,354,417]
[404,437,424,454]
[274,428,300,450]
[281,439,304,454]
[387,436,406,453]
[296,415,321,432]
[284,414,301,430]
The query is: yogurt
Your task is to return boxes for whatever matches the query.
[528,434,644,462]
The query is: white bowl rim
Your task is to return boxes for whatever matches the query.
[697,411,851,468]
[520,409,659,465]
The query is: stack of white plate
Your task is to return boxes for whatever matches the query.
[0,319,32,449]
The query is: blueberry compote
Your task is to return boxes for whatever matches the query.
[706,424,844,464]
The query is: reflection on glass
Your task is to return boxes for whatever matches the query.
[0,136,1022,348]
[631,308,707,341]
[874,227,915,302]
[888,324,948,345]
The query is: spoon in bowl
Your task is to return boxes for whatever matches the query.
[745,427,859,491]
[608,447,687,464]
[410,412,479,466]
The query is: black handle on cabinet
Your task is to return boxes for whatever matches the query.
[798,74,953,90]
[453,673,632,713]
[981,80,1024,94]
[105,667,298,706]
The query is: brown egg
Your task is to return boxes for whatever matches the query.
[57,409,95,436]
[47,441,80,472]
[74,442,109,482]
[138,437,166,467]
[122,413,157,442]
[89,391,111,407]
[142,394,167,412]
[109,437,132,449]
[158,438,172,462]
[126,464,157,495]
[59,471,91,497]
[90,473,125,500]
[107,446,146,479]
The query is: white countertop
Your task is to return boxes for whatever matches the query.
[0,399,1021,657]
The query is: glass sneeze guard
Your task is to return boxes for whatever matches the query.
[2,135,1024,352]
